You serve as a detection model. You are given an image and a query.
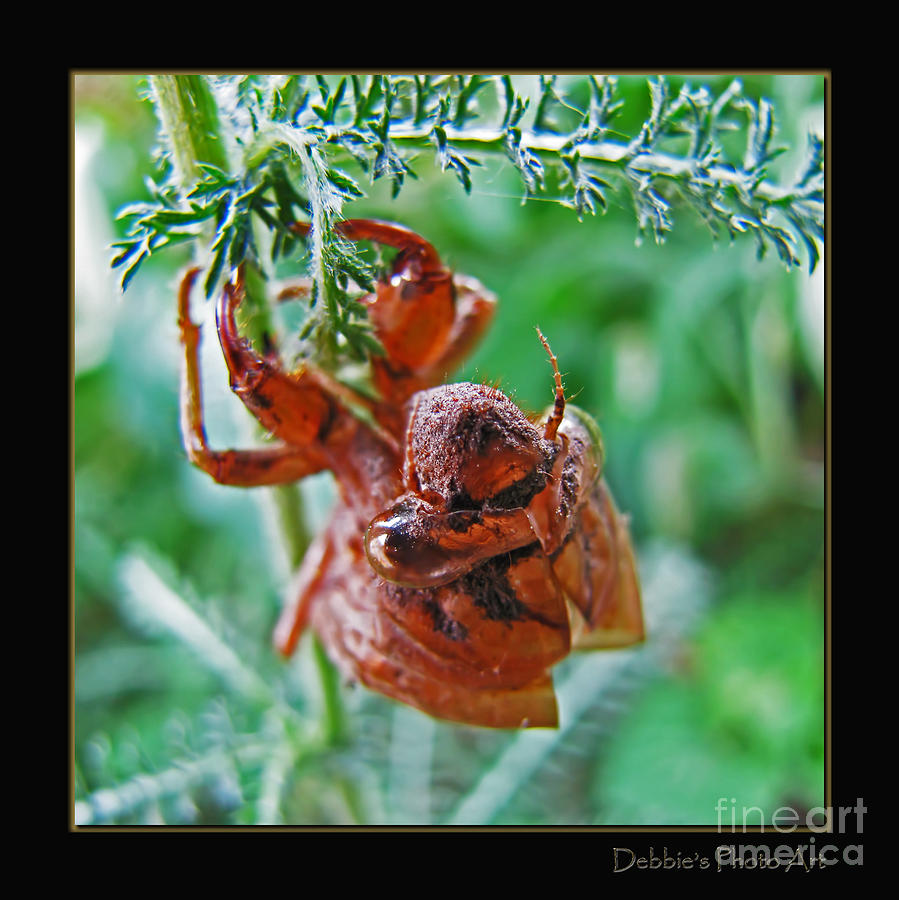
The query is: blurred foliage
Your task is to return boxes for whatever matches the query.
[72,72,825,827]
[595,587,823,825]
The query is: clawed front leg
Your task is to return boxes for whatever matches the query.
[288,220,496,415]
[364,496,538,588]
[177,267,327,487]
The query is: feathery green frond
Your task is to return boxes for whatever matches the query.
[112,73,824,370]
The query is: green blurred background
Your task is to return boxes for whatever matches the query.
[72,73,825,826]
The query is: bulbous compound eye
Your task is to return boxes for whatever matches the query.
[365,502,453,587]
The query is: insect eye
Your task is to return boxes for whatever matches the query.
[365,503,446,586]
[383,523,415,556]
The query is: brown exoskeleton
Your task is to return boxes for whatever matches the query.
[177,219,643,728]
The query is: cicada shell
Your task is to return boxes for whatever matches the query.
[178,219,644,728]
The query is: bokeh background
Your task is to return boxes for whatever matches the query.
[73,73,825,826]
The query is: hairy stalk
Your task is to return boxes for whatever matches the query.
[269,481,347,746]
[299,140,342,365]
[312,635,348,747]
[389,125,809,206]
[148,74,346,751]
[148,75,230,189]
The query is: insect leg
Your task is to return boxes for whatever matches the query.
[177,267,327,486]
[364,501,539,589]
[292,219,456,377]
[272,527,336,656]
[289,219,444,271]
[214,267,344,450]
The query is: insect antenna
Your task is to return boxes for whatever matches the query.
[536,327,565,443]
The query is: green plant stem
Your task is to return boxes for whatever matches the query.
[148,75,230,190]
[360,124,813,207]
[151,73,347,749]
[267,484,348,748]
[312,635,348,747]
[269,482,309,570]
